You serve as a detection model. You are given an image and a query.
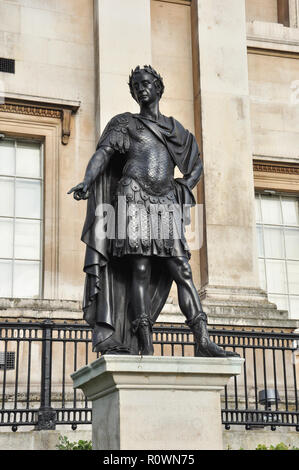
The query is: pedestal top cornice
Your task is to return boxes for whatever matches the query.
[72,355,244,400]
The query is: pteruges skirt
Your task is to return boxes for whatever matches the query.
[109,177,190,259]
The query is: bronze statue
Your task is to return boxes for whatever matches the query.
[68,65,239,358]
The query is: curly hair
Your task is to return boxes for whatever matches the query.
[128,65,165,101]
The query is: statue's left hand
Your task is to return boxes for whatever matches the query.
[67,182,90,200]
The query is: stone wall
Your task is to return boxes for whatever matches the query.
[1,426,298,450]
[246,0,278,23]
[0,0,96,301]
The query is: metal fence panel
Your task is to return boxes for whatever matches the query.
[0,321,298,432]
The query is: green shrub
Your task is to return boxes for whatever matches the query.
[56,435,92,450]
[255,442,299,451]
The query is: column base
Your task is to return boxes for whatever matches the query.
[71,355,244,450]
[199,285,297,328]
[160,286,299,329]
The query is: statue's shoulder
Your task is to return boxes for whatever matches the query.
[105,112,133,130]
[99,112,133,154]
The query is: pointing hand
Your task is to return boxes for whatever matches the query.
[67,182,90,200]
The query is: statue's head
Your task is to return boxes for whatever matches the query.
[129,65,165,103]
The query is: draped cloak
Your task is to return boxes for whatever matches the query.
[81,112,202,354]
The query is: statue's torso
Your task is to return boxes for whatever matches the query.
[123,117,175,196]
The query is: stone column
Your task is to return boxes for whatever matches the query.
[72,355,244,450]
[93,0,152,137]
[192,0,279,317]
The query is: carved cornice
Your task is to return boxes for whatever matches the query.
[0,98,79,145]
[253,160,299,175]
[0,103,61,119]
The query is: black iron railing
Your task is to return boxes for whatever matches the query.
[0,320,298,431]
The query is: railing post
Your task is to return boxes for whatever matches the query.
[35,320,56,430]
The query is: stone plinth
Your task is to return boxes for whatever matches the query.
[71,355,244,450]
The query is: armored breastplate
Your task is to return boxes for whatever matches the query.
[123,127,175,196]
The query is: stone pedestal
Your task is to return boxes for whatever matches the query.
[71,355,244,450]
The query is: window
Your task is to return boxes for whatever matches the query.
[256,193,299,319]
[0,138,43,298]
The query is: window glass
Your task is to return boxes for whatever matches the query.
[0,177,14,217]
[285,228,299,260]
[0,140,14,175]
[15,179,41,219]
[287,261,299,295]
[0,218,13,258]
[255,197,262,223]
[268,294,289,312]
[16,141,41,178]
[264,227,284,259]
[289,296,299,315]
[260,195,282,224]
[281,197,299,226]
[256,226,264,257]
[258,259,266,291]
[0,260,12,297]
[265,259,288,294]
[15,219,41,260]
[13,261,40,298]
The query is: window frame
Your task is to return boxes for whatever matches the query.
[0,136,44,298]
[254,159,299,319]
[255,191,299,317]
[0,111,60,299]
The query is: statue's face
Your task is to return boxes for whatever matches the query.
[131,71,160,105]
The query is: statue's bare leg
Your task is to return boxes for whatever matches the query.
[165,257,239,357]
[130,256,154,355]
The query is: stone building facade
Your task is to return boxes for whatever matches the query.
[0,0,298,450]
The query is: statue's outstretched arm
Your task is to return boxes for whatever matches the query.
[67,145,114,200]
